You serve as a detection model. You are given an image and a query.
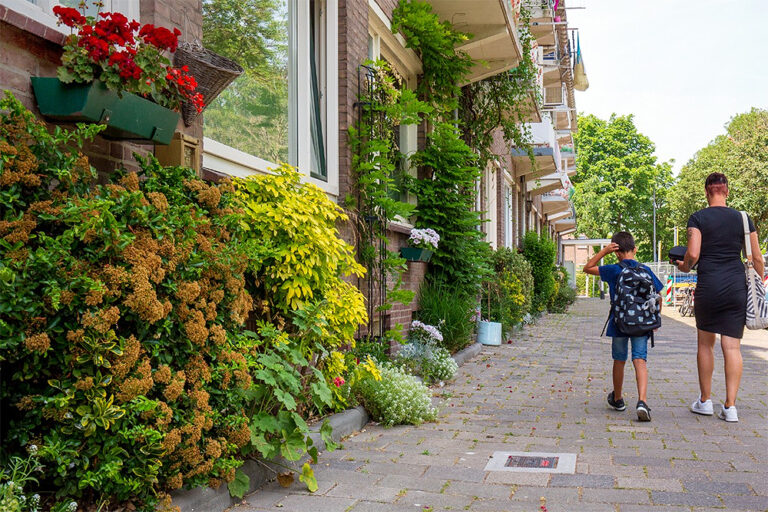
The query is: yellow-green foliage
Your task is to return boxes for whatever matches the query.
[234,165,367,346]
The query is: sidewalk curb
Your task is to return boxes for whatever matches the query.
[172,344,481,511]
[452,342,483,367]
[171,407,369,512]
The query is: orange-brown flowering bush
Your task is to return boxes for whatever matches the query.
[0,92,252,510]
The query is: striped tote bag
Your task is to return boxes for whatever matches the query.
[741,211,768,330]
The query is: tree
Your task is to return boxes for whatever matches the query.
[572,114,674,261]
[670,108,768,249]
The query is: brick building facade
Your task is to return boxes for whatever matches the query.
[0,0,203,177]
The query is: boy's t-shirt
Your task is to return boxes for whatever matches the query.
[598,259,664,337]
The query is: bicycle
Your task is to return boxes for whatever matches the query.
[677,287,695,317]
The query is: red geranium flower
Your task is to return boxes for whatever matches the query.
[52,6,86,27]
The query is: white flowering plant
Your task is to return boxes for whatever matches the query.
[395,321,458,383]
[408,320,443,344]
[408,228,440,251]
[0,447,43,512]
[353,363,437,426]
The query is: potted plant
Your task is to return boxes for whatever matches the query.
[401,228,439,262]
[477,281,503,346]
[31,5,205,144]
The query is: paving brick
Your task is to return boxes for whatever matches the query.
[681,479,752,494]
[651,491,723,507]
[484,471,550,486]
[275,494,357,511]
[721,495,768,510]
[549,474,615,488]
[580,488,650,504]
[395,489,473,509]
[617,477,683,492]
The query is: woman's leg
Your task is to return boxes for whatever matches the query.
[697,329,717,402]
[720,335,742,407]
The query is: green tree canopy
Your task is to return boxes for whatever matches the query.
[572,114,674,262]
[670,108,768,248]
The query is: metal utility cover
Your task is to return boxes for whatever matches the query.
[484,451,577,474]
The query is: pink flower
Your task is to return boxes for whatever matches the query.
[333,376,345,387]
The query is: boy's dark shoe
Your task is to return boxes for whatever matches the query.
[607,391,626,411]
[636,400,651,421]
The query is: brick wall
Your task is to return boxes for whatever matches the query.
[0,2,202,176]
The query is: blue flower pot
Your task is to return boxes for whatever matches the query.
[477,321,502,346]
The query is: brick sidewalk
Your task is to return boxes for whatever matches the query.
[231,299,768,512]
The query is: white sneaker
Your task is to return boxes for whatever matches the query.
[718,404,738,422]
[691,398,714,415]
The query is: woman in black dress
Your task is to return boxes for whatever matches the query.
[672,173,764,422]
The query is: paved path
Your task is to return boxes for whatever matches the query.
[231,299,768,512]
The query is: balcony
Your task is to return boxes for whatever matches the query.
[527,0,556,46]
[527,171,566,196]
[540,187,571,215]
[428,0,523,84]
[553,216,577,232]
[511,116,560,178]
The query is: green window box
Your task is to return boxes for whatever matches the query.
[31,77,179,145]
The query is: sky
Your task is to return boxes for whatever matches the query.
[567,0,768,174]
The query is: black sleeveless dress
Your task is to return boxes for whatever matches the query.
[687,207,755,338]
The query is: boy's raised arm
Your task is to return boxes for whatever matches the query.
[583,243,620,276]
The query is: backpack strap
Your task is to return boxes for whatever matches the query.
[650,330,655,348]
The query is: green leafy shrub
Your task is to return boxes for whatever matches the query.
[409,123,491,297]
[481,248,534,333]
[354,363,436,426]
[548,267,576,313]
[0,94,368,510]
[416,279,476,353]
[522,231,557,312]
[0,92,252,509]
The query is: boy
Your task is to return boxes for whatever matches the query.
[584,232,664,421]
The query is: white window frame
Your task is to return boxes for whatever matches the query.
[201,0,339,198]
[1,0,140,33]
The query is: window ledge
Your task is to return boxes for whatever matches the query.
[389,219,414,235]
[0,3,67,45]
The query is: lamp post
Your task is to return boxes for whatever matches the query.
[652,188,657,262]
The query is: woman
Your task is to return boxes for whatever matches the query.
[672,172,764,422]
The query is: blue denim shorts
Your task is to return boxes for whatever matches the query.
[612,336,649,361]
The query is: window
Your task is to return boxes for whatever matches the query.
[202,0,338,194]
[2,0,140,32]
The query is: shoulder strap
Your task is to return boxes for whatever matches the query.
[741,211,753,267]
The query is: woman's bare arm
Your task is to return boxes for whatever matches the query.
[749,231,764,277]
[673,227,701,273]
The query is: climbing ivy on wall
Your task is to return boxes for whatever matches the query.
[391,0,490,296]
[348,60,432,336]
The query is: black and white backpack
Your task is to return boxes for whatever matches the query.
[603,261,662,345]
